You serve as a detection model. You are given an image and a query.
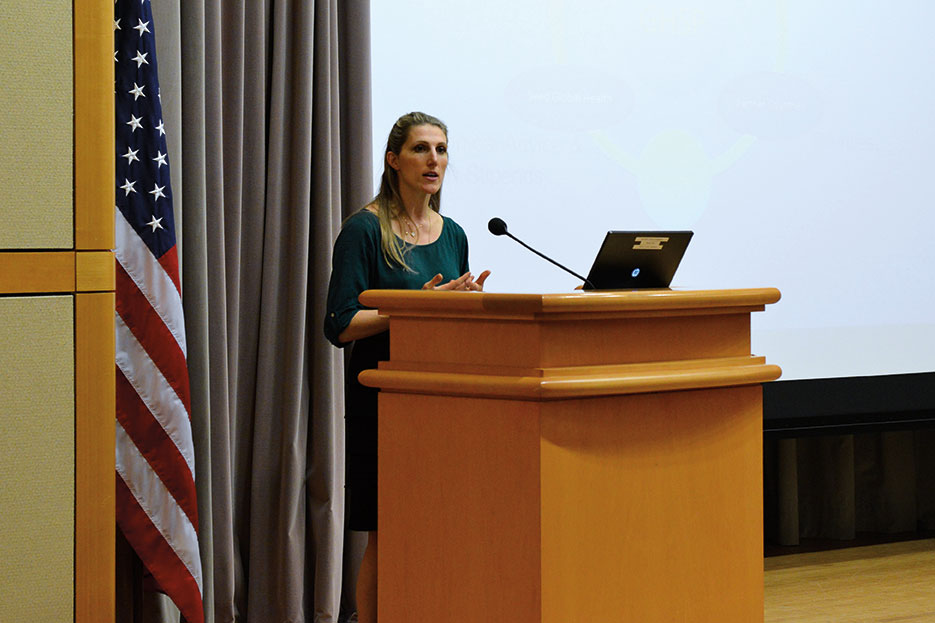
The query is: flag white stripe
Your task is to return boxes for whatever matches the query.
[116,313,196,475]
[116,421,203,592]
[115,207,188,357]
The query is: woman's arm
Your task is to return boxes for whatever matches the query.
[337,309,389,343]
[324,211,380,347]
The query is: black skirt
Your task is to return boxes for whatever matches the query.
[344,332,387,532]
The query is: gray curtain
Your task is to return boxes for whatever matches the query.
[765,429,935,547]
[117,1,373,621]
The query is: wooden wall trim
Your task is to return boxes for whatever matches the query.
[75,292,115,623]
[0,252,75,293]
[76,251,116,292]
[0,251,115,294]
[74,1,116,621]
[74,0,115,250]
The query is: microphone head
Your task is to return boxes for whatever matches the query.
[488,217,508,236]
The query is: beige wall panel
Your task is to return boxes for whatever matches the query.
[0,296,75,621]
[0,4,74,249]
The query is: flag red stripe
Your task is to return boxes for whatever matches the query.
[158,244,182,295]
[117,476,204,623]
[116,367,199,528]
[116,261,192,414]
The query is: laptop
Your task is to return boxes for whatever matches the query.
[582,231,693,290]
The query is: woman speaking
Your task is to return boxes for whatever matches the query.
[324,112,489,622]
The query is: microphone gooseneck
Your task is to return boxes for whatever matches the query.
[486,217,594,289]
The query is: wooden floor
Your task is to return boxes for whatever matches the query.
[765,539,935,622]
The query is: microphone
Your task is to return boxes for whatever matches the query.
[487,217,594,289]
[488,217,508,236]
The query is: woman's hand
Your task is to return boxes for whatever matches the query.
[422,271,471,290]
[470,270,490,291]
[422,270,491,291]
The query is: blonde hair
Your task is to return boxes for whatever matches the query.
[371,112,448,271]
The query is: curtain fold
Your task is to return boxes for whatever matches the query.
[766,429,935,548]
[120,1,373,621]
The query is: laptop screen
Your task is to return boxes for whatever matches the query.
[583,231,693,290]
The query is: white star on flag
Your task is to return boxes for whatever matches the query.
[155,119,165,136]
[130,83,145,100]
[127,114,143,131]
[120,179,137,195]
[133,19,150,35]
[152,151,168,168]
[122,147,140,164]
[146,215,164,231]
[132,51,149,67]
[150,184,166,201]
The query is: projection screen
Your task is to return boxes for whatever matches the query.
[371,1,935,382]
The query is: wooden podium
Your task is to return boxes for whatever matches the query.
[358,288,781,623]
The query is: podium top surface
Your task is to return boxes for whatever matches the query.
[358,287,780,318]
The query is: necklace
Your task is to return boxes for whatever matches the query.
[404,216,419,239]
[402,212,429,240]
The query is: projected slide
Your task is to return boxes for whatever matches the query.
[371,1,935,381]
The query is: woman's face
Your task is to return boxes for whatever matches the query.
[387,124,448,198]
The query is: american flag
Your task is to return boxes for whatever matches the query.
[114,1,203,621]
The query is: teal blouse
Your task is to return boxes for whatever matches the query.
[324,209,470,347]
